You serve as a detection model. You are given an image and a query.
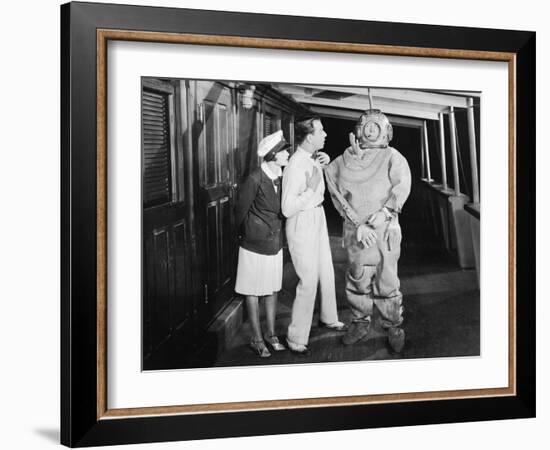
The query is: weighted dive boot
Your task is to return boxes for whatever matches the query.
[387,326,405,353]
[342,317,371,346]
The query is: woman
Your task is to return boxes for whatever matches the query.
[234,130,290,358]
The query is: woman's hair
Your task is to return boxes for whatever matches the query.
[263,150,277,162]
[295,115,320,145]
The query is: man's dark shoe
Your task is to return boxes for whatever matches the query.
[342,318,371,346]
[289,346,311,357]
[388,326,405,353]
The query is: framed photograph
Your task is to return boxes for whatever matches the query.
[61,1,535,447]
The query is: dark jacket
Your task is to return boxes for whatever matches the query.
[234,167,283,255]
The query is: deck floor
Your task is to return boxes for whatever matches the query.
[214,234,480,368]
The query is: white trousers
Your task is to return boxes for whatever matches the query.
[286,206,339,345]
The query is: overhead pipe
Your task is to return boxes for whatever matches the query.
[367,87,374,110]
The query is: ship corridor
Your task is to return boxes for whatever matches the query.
[144,110,480,370]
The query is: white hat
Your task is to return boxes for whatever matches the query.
[257,130,288,158]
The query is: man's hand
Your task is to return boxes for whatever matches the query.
[368,210,388,229]
[315,151,330,166]
[305,166,322,191]
[349,132,361,155]
[356,224,377,248]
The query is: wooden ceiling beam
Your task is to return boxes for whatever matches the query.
[298,85,470,108]
[308,105,424,128]
[272,83,471,109]
[292,94,440,120]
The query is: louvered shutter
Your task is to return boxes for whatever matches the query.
[263,112,274,137]
[143,89,172,207]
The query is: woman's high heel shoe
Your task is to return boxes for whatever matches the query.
[263,334,286,352]
[249,340,271,358]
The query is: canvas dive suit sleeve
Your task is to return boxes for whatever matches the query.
[383,150,412,213]
[324,162,362,227]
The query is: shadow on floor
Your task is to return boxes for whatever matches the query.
[215,236,480,368]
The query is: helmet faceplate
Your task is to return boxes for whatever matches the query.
[354,109,393,149]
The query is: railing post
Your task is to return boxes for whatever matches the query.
[448,106,460,195]
[467,98,480,203]
[438,112,448,190]
[423,120,432,181]
[420,128,426,179]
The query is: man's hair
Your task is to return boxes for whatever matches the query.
[295,115,321,145]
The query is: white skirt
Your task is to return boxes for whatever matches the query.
[235,247,283,296]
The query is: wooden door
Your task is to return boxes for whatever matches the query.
[195,81,237,324]
[142,79,193,361]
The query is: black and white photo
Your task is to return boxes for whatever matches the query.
[141,78,481,370]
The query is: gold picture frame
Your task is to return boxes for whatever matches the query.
[62,2,534,446]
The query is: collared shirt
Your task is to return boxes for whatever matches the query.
[261,162,282,193]
[281,147,325,218]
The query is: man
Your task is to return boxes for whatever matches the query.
[325,109,411,353]
[282,116,347,355]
